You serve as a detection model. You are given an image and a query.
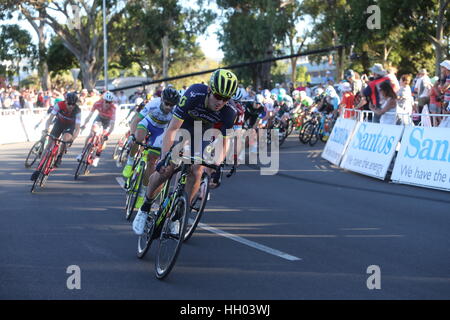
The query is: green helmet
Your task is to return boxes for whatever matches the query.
[209,69,238,99]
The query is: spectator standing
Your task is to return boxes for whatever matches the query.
[361,63,392,123]
[369,81,398,125]
[414,68,432,114]
[117,90,128,105]
[397,74,414,125]
[440,60,450,109]
[338,82,355,118]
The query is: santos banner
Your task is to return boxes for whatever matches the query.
[340,122,404,180]
[391,126,450,191]
[322,118,357,166]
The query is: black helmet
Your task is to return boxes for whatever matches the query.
[66,92,78,105]
[162,87,181,105]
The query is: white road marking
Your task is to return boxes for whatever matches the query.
[114,178,301,262]
[198,222,301,261]
[115,177,126,190]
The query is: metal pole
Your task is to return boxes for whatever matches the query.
[103,0,108,91]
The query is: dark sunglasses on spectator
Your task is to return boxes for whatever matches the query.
[213,93,230,102]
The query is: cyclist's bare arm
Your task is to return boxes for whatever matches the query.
[81,110,95,128]
[161,117,184,159]
[72,123,81,142]
[44,113,55,132]
[129,113,141,133]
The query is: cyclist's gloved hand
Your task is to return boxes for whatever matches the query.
[211,167,222,186]
[155,159,166,173]
[103,135,109,141]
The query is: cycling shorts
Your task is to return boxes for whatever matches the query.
[137,117,165,155]
[93,115,112,129]
[50,120,75,138]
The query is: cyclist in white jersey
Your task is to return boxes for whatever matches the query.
[122,87,180,208]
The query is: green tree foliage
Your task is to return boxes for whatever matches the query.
[115,0,216,83]
[0,24,37,83]
[217,0,292,89]
[46,36,78,76]
[302,0,449,79]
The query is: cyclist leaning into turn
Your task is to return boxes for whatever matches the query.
[78,91,117,167]
[30,92,81,181]
[122,87,181,209]
[132,69,239,235]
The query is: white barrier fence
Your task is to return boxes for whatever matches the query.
[323,109,450,192]
[0,104,135,145]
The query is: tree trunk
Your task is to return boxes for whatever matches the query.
[162,35,169,85]
[432,0,448,77]
[259,43,273,89]
[79,59,98,90]
[337,46,345,82]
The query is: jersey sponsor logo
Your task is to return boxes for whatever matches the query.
[187,109,219,124]
[189,91,206,98]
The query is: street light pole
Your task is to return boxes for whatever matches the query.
[103,0,108,91]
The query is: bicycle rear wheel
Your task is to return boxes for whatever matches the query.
[112,136,125,160]
[155,191,189,279]
[25,140,43,168]
[118,139,131,167]
[184,173,210,242]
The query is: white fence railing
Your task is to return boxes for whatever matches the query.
[0,104,135,145]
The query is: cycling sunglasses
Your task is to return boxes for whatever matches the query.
[163,100,176,107]
[212,92,230,102]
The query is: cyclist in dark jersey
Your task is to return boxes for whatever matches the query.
[30,92,81,180]
[132,69,238,236]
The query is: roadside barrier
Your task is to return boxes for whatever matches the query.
[0,105,133,145]
[323,107,450,191]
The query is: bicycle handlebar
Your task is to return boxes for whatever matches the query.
[160,146,222,171]
[45,133,67,144]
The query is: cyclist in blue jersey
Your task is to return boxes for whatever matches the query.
[132,69,239,235]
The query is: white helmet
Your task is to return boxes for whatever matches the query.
[135,97,144,105]
[292,90,300,97]
[255,94,264,104]
[299,91,307,99]
[232,87,246,102]
[104,91,115,102]
[315,88,324,96]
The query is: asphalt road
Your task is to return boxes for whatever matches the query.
[1,134,449,300]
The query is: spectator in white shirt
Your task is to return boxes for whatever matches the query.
[414,68,432,114]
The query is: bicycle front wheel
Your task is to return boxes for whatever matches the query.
[300,121,314,144]
[125,166,143,221]
[309,125,320,146]
[155,191,189,279]
[25,140,43,168]
[137,211,157,259]
[184,173,210,242]
[74,143,91,180]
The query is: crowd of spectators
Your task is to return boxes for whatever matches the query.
[0,84,168,112]
[2,60,449,127]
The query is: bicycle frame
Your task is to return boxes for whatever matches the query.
[36,134,65,175]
